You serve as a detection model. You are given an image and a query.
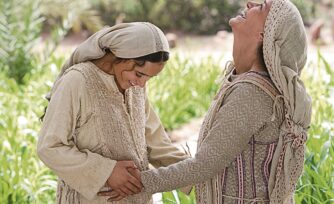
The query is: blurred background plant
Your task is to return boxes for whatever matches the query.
[0,0,70,85]
[40,0,103,33]
[0,0,43,84]
[148,54,221,130]
[90,0,241,34]
[294,52,334,204]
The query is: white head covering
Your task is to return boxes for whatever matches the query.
[263,0,312,203]
[47,22,169,100]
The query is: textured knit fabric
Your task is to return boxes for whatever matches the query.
[47,22,169,100]
[263,1,312,203]
[37,61,189,204]
[141,70,284,204]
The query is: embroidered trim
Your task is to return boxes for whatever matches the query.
[221,168,227,203]
[236,155,244,204]
[250,136,257,199]
[263,143,276,186]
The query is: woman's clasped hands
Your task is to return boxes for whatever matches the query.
[98,161,142,202]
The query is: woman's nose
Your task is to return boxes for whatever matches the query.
[247,1,257,9]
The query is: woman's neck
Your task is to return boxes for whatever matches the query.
[234,55,267,75]
[250,62,267,73]
[233,37,267,74]
[233,59,253,75]
[92,57,126,95]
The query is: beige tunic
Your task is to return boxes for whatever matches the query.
[141,71,284,204]
[37,61,189,204]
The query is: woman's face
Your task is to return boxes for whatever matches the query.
[113,60,165,91]
[229,0,272,41]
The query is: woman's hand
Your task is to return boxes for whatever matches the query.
[127,166,141,181]
[99,162,142,201]
[98,190,125,202]
[105,161,143,197]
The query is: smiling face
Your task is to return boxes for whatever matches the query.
[230,0,272,31]
[229,0,273,73]
[229,0,272,42]
[113,60,165,92]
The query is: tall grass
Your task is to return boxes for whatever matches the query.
[295,52,334,204]
[0,70,57,203]
[0,0,43,84]
[148,53,222,130]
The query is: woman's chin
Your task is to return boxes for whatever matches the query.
[122,82,133,90]
[229,17,236,26]
[123,85,130,90]
[229,19,238,28]
[229,16,245,27]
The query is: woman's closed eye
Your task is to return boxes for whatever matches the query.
[135,71,154,79]
[135,71,143,78]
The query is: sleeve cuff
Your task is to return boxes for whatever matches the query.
[79,158,117,200]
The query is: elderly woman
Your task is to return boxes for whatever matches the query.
[37,22,190,204]
[106,0,312,203]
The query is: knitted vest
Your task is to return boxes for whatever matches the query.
[195,71,280,204]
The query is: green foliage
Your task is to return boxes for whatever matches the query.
[0,0,43,84]
[91,0,241,34]
[41,0,104,33]
[89,0,322,33]
[295,52,334,204]
[0,0,70,85]
[161,189,196,204]
[0,62,59,203]
[148,54,222,130]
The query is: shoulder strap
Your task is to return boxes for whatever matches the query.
[233,72,280,101]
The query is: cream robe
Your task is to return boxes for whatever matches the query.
[37,61,189,204]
